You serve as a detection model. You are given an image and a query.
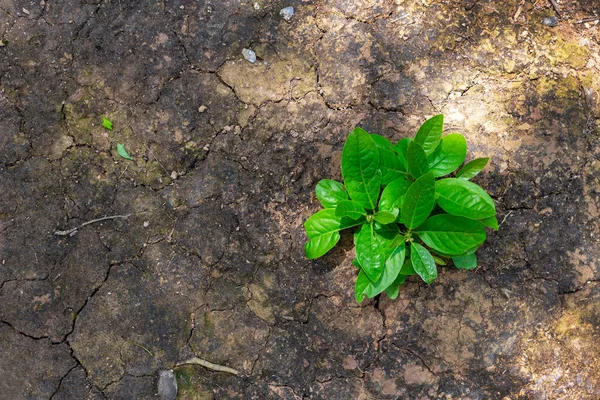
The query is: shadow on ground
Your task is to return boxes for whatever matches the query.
[1,0,600,398]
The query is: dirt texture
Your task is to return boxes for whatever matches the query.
[1,0,600,399]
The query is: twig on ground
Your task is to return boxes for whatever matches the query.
[124,339,154,357]
[53,214,131,236]
[576,16,600,24]
[144,143,170,176]
[548,0,561,18]
[176,357,239,375]
[514,0,526,21]
[499,210,513,227]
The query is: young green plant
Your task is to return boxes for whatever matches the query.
[304,115,497,302]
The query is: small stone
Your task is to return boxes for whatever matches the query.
[253,2,260,10]
[242,48,256,63]
[543,16,559,27]
[143,221,150,228]
[157,370,177,400]
[22,8,30,15]
[198,105,207,113]
[280,6,294,21]
[170,171,178,180]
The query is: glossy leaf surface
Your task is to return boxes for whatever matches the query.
[379,178,411,215]
[407,141,429,178]
[436,178,496,220]
[355,223,396,282]
[411,242,437,284]
[414,114,443,155]
[395,138,410,171]
[453,253,478,270]
[456,157,489,180]
[335,200,367,220]
[315,180,348,208]
[416,214,486,255]
[341,127,381,209]
[305,209,365,259]
[401,172,436,229]
[427,133,467,177]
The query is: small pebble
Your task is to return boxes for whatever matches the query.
[170,171,178,180]
[22,8,30,15]
[143,221,150,228]
[280,6,294,22]
[253,2,260,10]
[542,16,558,27]
[198,105,207,113]
[157,370,177,400]
[242,48,256,63]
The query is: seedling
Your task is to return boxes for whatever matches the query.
[304,115,497,302]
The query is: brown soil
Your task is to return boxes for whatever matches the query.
[1,0,599,399]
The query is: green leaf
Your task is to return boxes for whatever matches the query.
[394,138,410,171]
[373,211,397,224]
[379,178,411,215]
[416,214,487,256]
[305,209,365,239]
[481,215,499,230]
[431,245,480,259]
[372,134,407,183]
[117,144,133,160]
[427,133,467,177]
[401,172,436,229]
[386,241,406,272]
[355,270,371,303]
[352,258,361,268]
[385,281,400,299]
[456,157,489,180]
[388,235,404,249]
[452,253,478,270]
[411,242,437,284]
[414,114,443,155]
[436,178,496,220]
[102,116,113,130]
[400,258,416,275]
[305,232,340,260]
[341,127,381,210]
[379,148,406,185]
[361,241,406,299]
[355,223,397,282]
[432,255,447,266]
[385,273,408,299]
[370,134,396,152]
[315,180,348,208]
[363,255,404,298]
[304,209,365,259]
[407,141,429,179]
[335,200,367,220]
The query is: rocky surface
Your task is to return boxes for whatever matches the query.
[1,0,599,398]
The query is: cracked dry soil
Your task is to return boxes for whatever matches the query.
[1,0,600,399]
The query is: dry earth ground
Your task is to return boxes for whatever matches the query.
[1,0,600,399]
